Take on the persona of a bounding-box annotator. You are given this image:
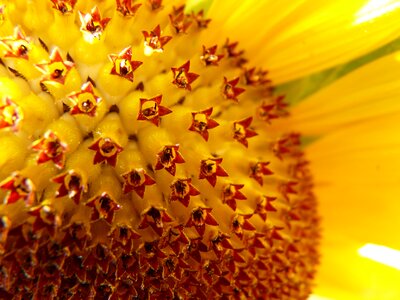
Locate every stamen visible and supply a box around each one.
[109,46,142,82]
[222,183,247,211]
[231,214,256,239]
[233,117,258,147]
[68,81,101,116]
[155,145,185,176]
[52,170,87,204]
[116,0,142,17]
[200,45,224,66]
[191,10,211,28]
[0,173,35,205]
[148,0,162,10]
[50,0,77,15]
[0,97,23,131]
[169,6,192,34]
[169,178,200,207]
[85,192,121,224]
[249,162,273,186]
[0,27,30,60]
[79,6,111,42]
[137,95,172,126]
[88,137,123,167]
[199,158,228,187]
[188,107,219,141]
[138,206,173,236]
[36,48,74,85]
[222,77,245,102]
[143,25,172,56]
[31,131,68,169]
[186,207,218,236]
[171,60,199,91]
[243,67,270,86]
[121,168,156,198]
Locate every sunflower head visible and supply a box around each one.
[0,1,319,299]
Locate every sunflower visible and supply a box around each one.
[0,0,399,299]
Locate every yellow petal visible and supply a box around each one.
[208,0,400,83]
[306,113,400,298]
[284,52,400,136]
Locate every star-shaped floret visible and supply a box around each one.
[116,0,142,17]
[155,145,185,176]
[171,61,199,91]
[200,45,224,66]
[109,46,142,82]
[52,170,87,204]
[79,6,111,41]
[142,25,172,55]
[148,0,162,10]
[233,117,258,147]
[137,95,172,126]
[36,48,74,85]
[121,168,156,198]
[188,107,219,141]
[0,97,23,131]
[255,196,277,221]
[243,67,270,86]
[31,131,68,169]
[223,39,244,58]
[231,214,256,239]
[85,192,121,224]
[222,77,245,102]
[169,178,200,207]
[192,10,211,28]
[249,162,273,186]
[0,27,30,60]
[222,183,247,211]
[88,137,123,167]
[185,207,218,236]
[199,157,228,187]
[68,81,102,117]
[29,204,61,236]
[138,206,173,236]
[169,6,192,34]
[0,173,35,205]
[50,0,77,14]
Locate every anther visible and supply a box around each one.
[188,107,219,141]
[222,77,245,102]
[0,97,23,131]
[88,137,123,167]
[143,25,172,56]
[116,0,142,17]
[79,6,111,41]
[171,61,199,91]
[36,48,74,85]
[109,46,142,82]
[85,192,121,224]
[155,145,185,176]
[31,131,68,169]
[121,168,156,198]
[233,117,257,147]
[199,157,228,187]
[200,45,224,66]
[249,162,273,186]
[52,170,87,204]
[137,95,172,126]
[0,27,30,60]
[169,178,200,207]
[222,183,247,211]
[68,81,102,117]
[50,0,77,14]
[0,173,36,205]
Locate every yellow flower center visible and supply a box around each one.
[0,1,319,299]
